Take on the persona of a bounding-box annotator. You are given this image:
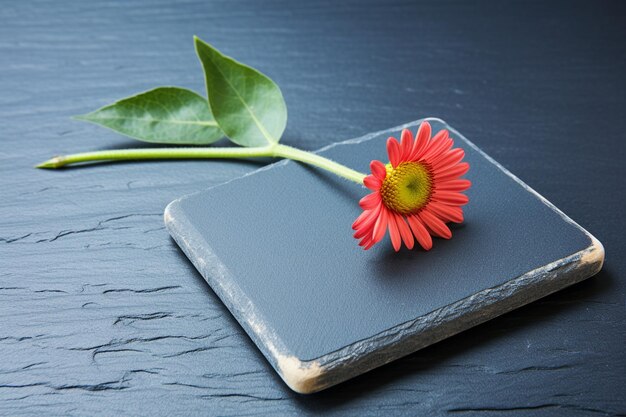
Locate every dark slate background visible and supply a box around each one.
[1,0,624,415]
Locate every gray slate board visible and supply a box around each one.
[165,118,604,393]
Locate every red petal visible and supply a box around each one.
[372,207,389,244]
[435,162,470,182]
[352,209,370,230]
[432,129,449,142]
[359,192,381,210]
[388,214,402,252]
[353,204,382,231]
[353,224,369,236]
[370,160,387,181]
[354,227,369,239]
[435,179,472,192]
[410,122,432,160]
[422,129,448,155]
[423,136,453,162]
[419,210,452,239]
[394,213,414,250]
[432,148,465,169]
[427,201,464,223]
[387,137,402,168]
[400,129,414,160]
[407,215,433,250]
[363,174,382,190]
[432,191,469,206]
[363,237,376,250]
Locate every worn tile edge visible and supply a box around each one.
[164,200,321,394]
[164,117,605,394]
[305,237,604,393]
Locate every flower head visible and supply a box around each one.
[352,121,471,251]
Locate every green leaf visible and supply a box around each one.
[194,36,287,147]
[75,87,224,145]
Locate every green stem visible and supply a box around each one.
[36,144,367,184]
[273,144,365,184]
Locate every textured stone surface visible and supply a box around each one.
[1,0,625,415]
[165,118,604,393]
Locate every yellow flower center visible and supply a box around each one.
[380,162,433,214]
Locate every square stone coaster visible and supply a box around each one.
[164,118,604,394]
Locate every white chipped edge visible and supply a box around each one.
[164,201,324,393]
[164,117,605,394]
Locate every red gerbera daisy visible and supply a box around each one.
[352,121,471,251]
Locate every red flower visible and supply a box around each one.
[352,121,471,251]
